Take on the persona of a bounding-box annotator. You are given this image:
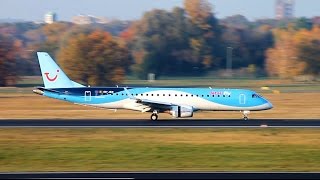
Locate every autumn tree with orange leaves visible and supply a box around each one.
[0,35,22,86]
[266,25,320,78]
[58,30,130,86]
[295,26,320,75]
[265,27,305,78]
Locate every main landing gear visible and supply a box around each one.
[241,110,250,120]
[150,110,159,121]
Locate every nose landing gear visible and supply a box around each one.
[241,110,250,120]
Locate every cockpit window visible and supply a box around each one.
[252,94,261,98]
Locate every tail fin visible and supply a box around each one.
[37,52,85,88]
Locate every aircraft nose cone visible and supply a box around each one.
[267,102,273,109]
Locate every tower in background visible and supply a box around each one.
[44,12,57,24]
[275,0,294,20]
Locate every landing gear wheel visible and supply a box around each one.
[151,114,158,121]
[241,110,250,121]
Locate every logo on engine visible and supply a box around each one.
[44,69,59,82]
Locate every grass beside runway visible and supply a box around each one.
[0,128,319,172]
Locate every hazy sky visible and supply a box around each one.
[0,0,319,21]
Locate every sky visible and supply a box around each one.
[0,0,319,22]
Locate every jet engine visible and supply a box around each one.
[170,105,193,118]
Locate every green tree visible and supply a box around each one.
[294,17,313,30]
[184,0,222,69]
[220,15,250,29]
[127,2,222,79]
[298,40,320,74]
[129,8,199,78]
[58,30,130,86]
[295,26,320,75]
[221,22,273,71]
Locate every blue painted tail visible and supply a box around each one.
[37,52,85,88]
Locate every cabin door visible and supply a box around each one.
[239,94,246,105]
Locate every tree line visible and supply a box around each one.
[0,0,319,86]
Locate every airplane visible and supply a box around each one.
[33,52,273,120]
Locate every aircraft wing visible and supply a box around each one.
[134,98,176,112]
[124,87,175,110]
[137,98,174,106]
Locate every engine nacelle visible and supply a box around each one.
[170,105,193,118]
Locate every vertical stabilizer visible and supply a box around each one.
[37,52,84,88]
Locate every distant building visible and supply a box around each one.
[72,14,109,25]
[44,12,57,24]
[312,16,320,26]
[275,0,294,20]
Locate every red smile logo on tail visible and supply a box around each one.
[44,70,59,82]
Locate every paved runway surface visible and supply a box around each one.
[0,119,320,127]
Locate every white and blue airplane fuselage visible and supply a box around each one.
[34,52,273,120]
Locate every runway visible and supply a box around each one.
[0,119,320,128]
